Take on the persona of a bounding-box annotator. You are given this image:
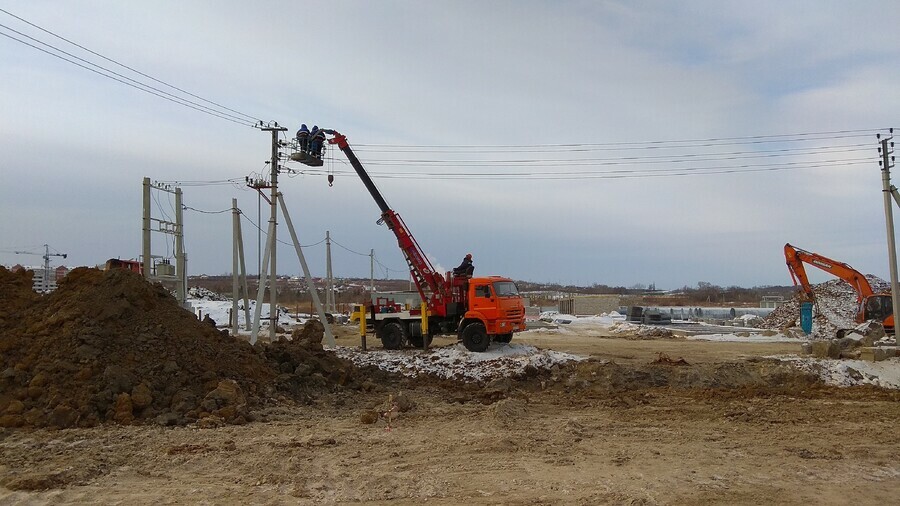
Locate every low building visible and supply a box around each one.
[760,295,785,309]
[558,294,623,316]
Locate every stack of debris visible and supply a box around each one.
[763,276,897,361]
[762,277,890,338]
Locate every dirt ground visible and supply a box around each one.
[2,324,898,505]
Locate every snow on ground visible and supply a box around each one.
[685,333,800,343]
[334,343,587,382]
[187,297,306,328]
[187,295,898,389]
[774,356,900,389]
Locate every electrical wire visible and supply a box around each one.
[0,22,257,127]
[182,205,232,215]
[287,157,872,180]
[330,238,369,257]
[0,8,264,124]
[351,128,886,151]
[343,144,873,166]
[239,212,326,248]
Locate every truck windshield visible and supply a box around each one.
[493,281,519,297]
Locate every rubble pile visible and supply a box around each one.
[762,276,890,338]
[0,267,359,429]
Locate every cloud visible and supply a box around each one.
[2,1,899,288]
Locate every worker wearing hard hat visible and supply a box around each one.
[453,253,474,277]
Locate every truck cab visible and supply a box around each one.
[458,276,526,351]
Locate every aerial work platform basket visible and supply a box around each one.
[290,150,324,166]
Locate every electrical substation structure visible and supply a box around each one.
[141,178,187,306]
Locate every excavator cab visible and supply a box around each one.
[863,295,893,323]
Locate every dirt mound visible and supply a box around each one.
[0,268,360,429]
[0,267,39,330]
[555,358,823,396]
[762,276,890,337]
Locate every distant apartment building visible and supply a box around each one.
[9,264,69,292]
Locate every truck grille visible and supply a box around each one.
[506,308,524,319]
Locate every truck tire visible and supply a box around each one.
[462,322,490,352]
[407,331,434,348]
[378,321,405,350]
[495,333,513,343]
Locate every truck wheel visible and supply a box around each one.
[462,323,490,352]
[407,334,433,349]
[379,322,405,350]
[495,333,513,343]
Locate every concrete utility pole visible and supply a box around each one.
[142,177,151,279]
[278,193,336,347]
[174,186,185,303]
[326,230,335,313]
[231,198,251,335]
[260,124,287,341]
[878,131,900,333]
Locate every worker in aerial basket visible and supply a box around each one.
[453,253,474,277]
[309,126,326,158]
[296,124,310,152]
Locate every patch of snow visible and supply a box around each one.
[186,298,306,329]
[685,333,802,343]
[774,356,900,389]
[333,343,586,382]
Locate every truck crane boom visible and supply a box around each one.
[300,127,525,352]
[323,129,453,316]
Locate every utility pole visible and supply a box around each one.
[260,123,287,341]
[174,186,185,303]
[326,230,335,313]
[370,248,375,292]
[142,177,152,279]
[878,129,900,334]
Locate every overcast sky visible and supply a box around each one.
[2,1,899,289]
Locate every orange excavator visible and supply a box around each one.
[784,243,894,333]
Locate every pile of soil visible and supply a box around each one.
[0,267,361,429]
[0,267,39,329]
[763,276,890,337]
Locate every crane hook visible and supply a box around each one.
[327,174,334,187]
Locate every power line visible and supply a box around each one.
[288,157,872,180]
[238,212,326,248]
[0,8,263,124]
[0,15,258,127]
[182,205,232,215]
[351,128,886,151]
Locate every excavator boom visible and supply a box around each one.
[784,243,874,303]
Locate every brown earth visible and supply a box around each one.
[0,267,360,429]
[1,269,899,504]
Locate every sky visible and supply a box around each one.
[1,1,900,289]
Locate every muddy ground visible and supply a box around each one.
[2,322,899,505]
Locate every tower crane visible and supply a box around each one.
[14,244,68,292]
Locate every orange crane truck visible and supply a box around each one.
[784,243,894,334]
[320,129,526,352]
